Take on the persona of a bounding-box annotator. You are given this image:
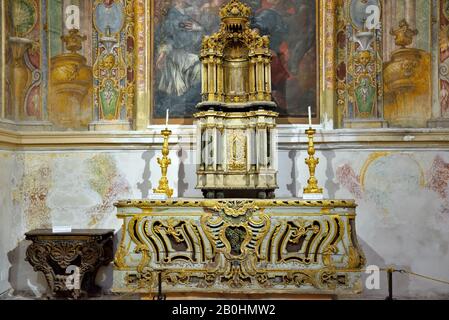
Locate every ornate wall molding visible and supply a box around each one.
[2,126,449,150]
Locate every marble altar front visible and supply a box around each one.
[112,199,365,296]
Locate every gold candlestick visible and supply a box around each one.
[303,128,323,195]
[153,129,174,198]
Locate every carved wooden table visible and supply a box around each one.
[25,229,114,299]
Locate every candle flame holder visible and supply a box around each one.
[153,129,174,198]
[303,128,323,196]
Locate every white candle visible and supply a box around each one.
[308,106,312,127]
[165,109,169,128]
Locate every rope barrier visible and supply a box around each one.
[346,267,449,285]
[397,269,449,286]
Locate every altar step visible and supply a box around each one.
[140,293,335,300]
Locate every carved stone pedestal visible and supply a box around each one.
[25,229,114,299]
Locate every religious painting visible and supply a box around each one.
[151,0,318,124]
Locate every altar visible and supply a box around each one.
[112,199,365,296]
[108,0,366,298]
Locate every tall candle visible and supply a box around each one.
[165,109,169,128]
[308,106,312,127]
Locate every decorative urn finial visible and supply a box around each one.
[390,19,418,49]
[61,28,87,54]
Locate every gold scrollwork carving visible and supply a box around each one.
[210,200,259,217]
[115,199,357,209]
[114,199,364,294]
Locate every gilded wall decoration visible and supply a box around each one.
[92,0,135,129]
[340,0,386,128]
[440,0,449,117]
[335,2,347,127]
[323,0,337,91]
[152,0,318,124]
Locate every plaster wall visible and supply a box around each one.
[1,141,449,299]
[0,151,23,294]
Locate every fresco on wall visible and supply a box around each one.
[9,0,37,36]
[383,0,432,128]
[152,0,317,121]
[92,0,135,127]
[86,154,131,226]
[336,152,446,221]
[440,0,449,117]
[13,155,52,230]
[5,0,43,121]
[47,0,93,130]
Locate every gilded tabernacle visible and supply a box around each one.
[195,0,278,199]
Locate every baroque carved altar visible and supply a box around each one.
[112,199,365,296]
[112,0,365,298]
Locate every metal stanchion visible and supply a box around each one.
[153,271,166,300]
[385,268,394,300]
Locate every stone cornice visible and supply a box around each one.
[1,126,449,150]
